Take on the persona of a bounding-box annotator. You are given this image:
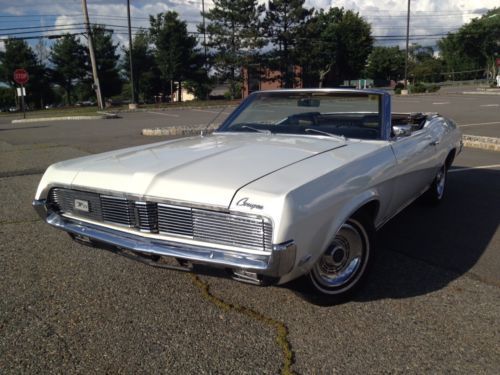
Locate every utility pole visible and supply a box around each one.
[201,0,209,100]
[127,0,137,108]
[201,0,207,61]
[404,0,411,92]
[81,0,104,109]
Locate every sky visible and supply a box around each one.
[0,0,498,53]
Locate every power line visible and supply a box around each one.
[0,9,488,19]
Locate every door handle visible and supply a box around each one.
[429,139,440,146]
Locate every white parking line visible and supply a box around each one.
[147,111,180,118]
[432,102,450,105]
[393,99,421,103]
[192,109,232,115]
[480,104,500,107]
[449,164,500,173]
[458,121,500,128]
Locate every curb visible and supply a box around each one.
[142,123,221,137]
[143,126,500,153]
[116,103,239,114]
[462,134,500,152]
[462,91,500,96]
[11,113,119,124]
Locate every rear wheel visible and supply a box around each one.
[425,164,447,205]
[296,213,374,305]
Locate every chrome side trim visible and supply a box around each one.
[33,200,296,278]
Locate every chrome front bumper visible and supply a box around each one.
[33,199,296,278]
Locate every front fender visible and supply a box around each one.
[277,189,379,284]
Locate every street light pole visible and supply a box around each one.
[127,0,137,107]
[81,0,104,110]
[404,0,411,91]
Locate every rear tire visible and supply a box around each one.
[295,212,375,305]
[425,164,447,205]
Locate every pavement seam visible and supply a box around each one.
[0,144,70,153]
[0,219,40,226]
[0,170,45,178]
[190,274,295,375]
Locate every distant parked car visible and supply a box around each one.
[33,89,462,304]
[8,107,18,112]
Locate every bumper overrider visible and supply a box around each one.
[33,199,297,281]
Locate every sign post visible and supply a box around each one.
[13,69,29,119]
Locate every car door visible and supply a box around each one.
[388,126,438,213]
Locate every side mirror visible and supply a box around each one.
[393,125,412,137]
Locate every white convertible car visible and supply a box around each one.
[33,89,462,303]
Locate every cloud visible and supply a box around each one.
[302,0,497,47]
[2,0,498,50]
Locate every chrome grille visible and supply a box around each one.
[49,188,102,221]
[158,204,193,237]
[100,195,133,227]
[192,209,270,251]
[48,188,273,252]
[135,202,158,232]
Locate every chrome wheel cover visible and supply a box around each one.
[311,219,369,294]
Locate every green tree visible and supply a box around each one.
[366,46,405,83]
[438,8,500,81]
[88,25,122,99]
[201,0,265,98]
[0,87,16,109]
[406,45,443,83]
[49,34,87,105]
[0,38,49,109]
[300,8,373,87]
[264,0,313,88]
[150,11,199,101]
[121,29,163,102]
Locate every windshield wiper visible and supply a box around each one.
[304,128,346,141]
[240,125,272,135]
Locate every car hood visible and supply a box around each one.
[50,133,347,207]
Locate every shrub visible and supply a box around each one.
[426,84,441,93]
[410,83,427,93]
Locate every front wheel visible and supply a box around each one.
[296,213,374,305]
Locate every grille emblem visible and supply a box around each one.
[74,199,90,212]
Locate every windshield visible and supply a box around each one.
[218,91,382,140]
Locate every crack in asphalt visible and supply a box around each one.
[21,305,77,371]
[190,274,295,375]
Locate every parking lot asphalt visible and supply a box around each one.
[392,94,500,138]
[1,93,499,373]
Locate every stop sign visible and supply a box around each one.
[13,69,29,85]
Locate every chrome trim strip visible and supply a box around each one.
[33,200,296,278]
